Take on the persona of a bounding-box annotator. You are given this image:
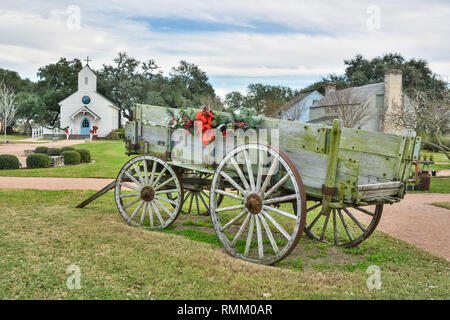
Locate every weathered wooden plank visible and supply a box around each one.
[340,127,403,158]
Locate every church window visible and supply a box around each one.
[82,118,90,128]
[85,77,88,85]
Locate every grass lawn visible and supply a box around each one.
[420,151,450,163]
[0,140,130,178]
[0,188,448,299]
[1,134,31,140]
[408,177,450,194]
[431,202,450,210]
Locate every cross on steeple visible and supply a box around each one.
[84,56,92,66]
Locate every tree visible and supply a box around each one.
[16,92,45,134]
[224,91,246,110]
[0,83,20,142]
[37,58,82,126]
[323,89,373,128]
[98,52,157,123]
[303,53,447,97]
[387,88,450,159]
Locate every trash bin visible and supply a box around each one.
[419,170,431,191]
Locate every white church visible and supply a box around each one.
[59,59,119,137]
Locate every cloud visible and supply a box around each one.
[0,0,448,94]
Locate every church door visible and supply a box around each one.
[80,117,91,135]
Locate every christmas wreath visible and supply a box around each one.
[167,106,264,145]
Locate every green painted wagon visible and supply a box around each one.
[90,104,421,265]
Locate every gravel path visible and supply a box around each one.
[436,169,450,177]
[0,139,86,168]
[0,176,114,190]
[356,193,450,261]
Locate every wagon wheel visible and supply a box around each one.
[115,155,184,230]
[298,201,383,247]
[167,171,224,216]
[210,144,307,265]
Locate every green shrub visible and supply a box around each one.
[26,153,51,168]
[47,148,61,156]
[0,154,20,170]
[34,146,49,154]
[60,146,75,153]
[105,128,125,140]
[75,149,91,163]
[61,150,81,165]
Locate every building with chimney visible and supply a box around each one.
[308,70,408,134]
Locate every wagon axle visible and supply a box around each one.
[140,186,155,202]
[245,194,263,215]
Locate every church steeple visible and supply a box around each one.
[78,59,97,92]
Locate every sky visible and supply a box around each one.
[0,0,449,98]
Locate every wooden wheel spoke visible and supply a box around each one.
[152,202,165,225]
[119,192,141,198]
[263,193,296,205]
[154,176,175,191]
[152,167,167,187]
[155,189,179,194]
[155,195,178,206]
[124,172,142,189]
[143,159,149,185]
[215,189,245,201]
[230,157,251,191]
[343,207,366,232]
[148,202,154,227]
[220,209,248,231]
[255,215,264,259]
[195,193,201,215]
[149,160,157,186]
[354,206,375,217]
[187,191,194,214]
[261,210,292,241]
[243,150,256,190]
[231,213,251,247]
[259,214,279,254]
[255,149,264,191]
[123,197,141,210]
[140,202,148,225]
[130,200,144,220]
[263,205,297,220]
[320,211,331,240]
[244,216,255,256]
[133,163,145,185]
[259,157,279,194]
[338,209,354,242]
[263,174,290,199]
[198,192,209,212]
[154,199,174,217]
[120,182,141,192]
[332,209,338,245]
[215,204,245,213]
[219,171,247,196]
[305,211,323,232]
[307,202,322,212]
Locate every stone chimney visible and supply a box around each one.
[382,69,403,133]
[324,82,336,95]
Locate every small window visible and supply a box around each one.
[85,77,88,85]
[82,118,90,128]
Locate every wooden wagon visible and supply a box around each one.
[81,104,421,265]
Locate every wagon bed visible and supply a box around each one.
[82,103,420,265]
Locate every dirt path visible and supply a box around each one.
[437,169,450,177]
[356,193,450,261]
[0,176,114,190]
[0,139,86,168]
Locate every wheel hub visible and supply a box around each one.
[245,194,263,215]
[141,186,155,202]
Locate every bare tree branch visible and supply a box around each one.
[0,82,20,142]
